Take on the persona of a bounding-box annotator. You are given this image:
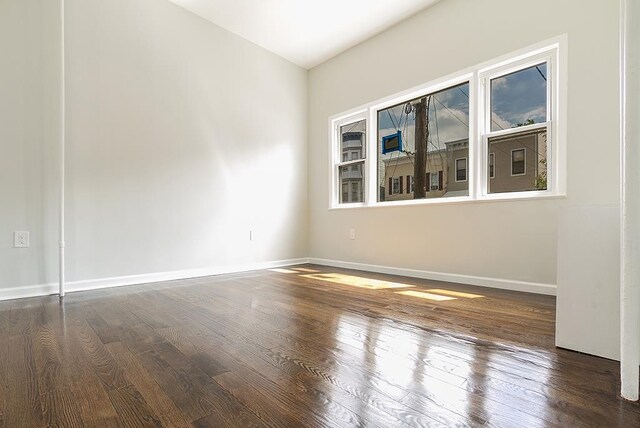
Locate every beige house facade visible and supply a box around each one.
[380,130,547,201]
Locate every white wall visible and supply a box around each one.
[308,0,620,358]
[0,0,60,293]
[0,0,308,295]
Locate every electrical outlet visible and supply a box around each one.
[349,228,356,240]
[14,231,29,248]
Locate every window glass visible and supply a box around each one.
[488,129,547,193]
[340,120,366,160]
[490,63,547,131]
[339,163,364,203]
[377,82,470,202]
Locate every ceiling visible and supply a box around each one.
[167,0,441,69]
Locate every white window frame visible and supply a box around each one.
[328,36,566,209]
[330,110,368,207]
[510,148,526,176]
[479,46,559,199]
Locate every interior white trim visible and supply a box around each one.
[0,258,308,302]
[309,258,557,296]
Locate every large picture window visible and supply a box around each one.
[376,82,470,202]
[330,40,563,208]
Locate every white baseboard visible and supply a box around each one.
[0,283,59,302]
[0,256,556,302]
[0,258,309,302]
[308,258,557,296]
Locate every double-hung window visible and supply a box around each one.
[330,39,563,208]
[480,50,554,195]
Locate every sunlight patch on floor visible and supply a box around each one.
[301,273,414,290]
[425,289,484,299]
[270,268,298,274]
[395,290,457,301]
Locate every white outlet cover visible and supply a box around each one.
[349,229,356,240]
[14,231,29,248]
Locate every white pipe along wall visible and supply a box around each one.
[59,0,66,298]
[620,0,640,402]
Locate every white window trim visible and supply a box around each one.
[329,110,368,208]
[329,35,566,209]
[510,148,527,176]
[455,157,468,182]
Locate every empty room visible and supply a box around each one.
[1,0,639,426]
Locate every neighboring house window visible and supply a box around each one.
[489,153,495,178]
[455,158,467,182]
[511,149,526,175]
[330,40,562,208]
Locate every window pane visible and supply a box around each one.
[340,120,366,161]
[377,82,470,202]
[488,128,547,194]
[339,162,364,203]
[490,63,547,131]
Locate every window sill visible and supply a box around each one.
[329,192,566,210]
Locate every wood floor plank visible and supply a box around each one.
[41,387,84,428]
[106,385,163,427]
[105,342,193,426]
[5,335,44,427]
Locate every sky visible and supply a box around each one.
[377,82,470,155]
[491,63,547,130]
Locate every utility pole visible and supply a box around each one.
[413,96,430,199]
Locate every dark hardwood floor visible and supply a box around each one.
[0,264,638,427]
